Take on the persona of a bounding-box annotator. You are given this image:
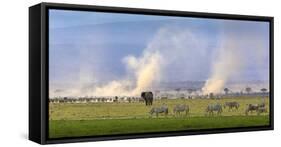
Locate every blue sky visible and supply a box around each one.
[49,9,269,94]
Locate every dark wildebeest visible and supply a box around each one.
[141,91,153,106]
[113,96,118,102]
[258,102,265,108]
[224,102,240,111]
[245,104,259,115]
[257,106,267,115]
[206,104,223,116]
[173,104,189,116]
[245,103,266,115]
[149,105,168,117]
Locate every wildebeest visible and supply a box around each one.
[245,103,267,115]
[258,102,265,108]
[224,102,239,111]
[257,106,267,115]
[113,96,118,102]
[245,104,261,115]
[206,104,223,116]
[149,106,168,117]
[141,91,153,106]
[173,104,189,116]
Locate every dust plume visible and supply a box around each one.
[92,50,163,96]
[202,39,242,94]
[202,21,269,94]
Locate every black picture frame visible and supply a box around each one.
[29,2,274,144]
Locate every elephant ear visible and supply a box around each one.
[141,92,145,97]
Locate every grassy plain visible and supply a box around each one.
[49,97,270,138]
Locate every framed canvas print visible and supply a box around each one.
[29,2,274,144]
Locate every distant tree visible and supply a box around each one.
[175,88,181,97]
[260,88,267,93]
[224,88,229,95]
[209,92,214,99]
[187,88,193,95]
[240,90,244,95]
[245,87,252,94]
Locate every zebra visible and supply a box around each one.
[205,103,223,116]
[149,105,168,117]
[173,104,189,116]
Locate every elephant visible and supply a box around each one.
[141,91,153,106]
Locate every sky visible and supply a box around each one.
[48,9,270,97]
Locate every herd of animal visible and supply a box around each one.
[149,101,267,117]
[140,91,268,117]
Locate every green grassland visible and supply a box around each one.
[49,97,270,138]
